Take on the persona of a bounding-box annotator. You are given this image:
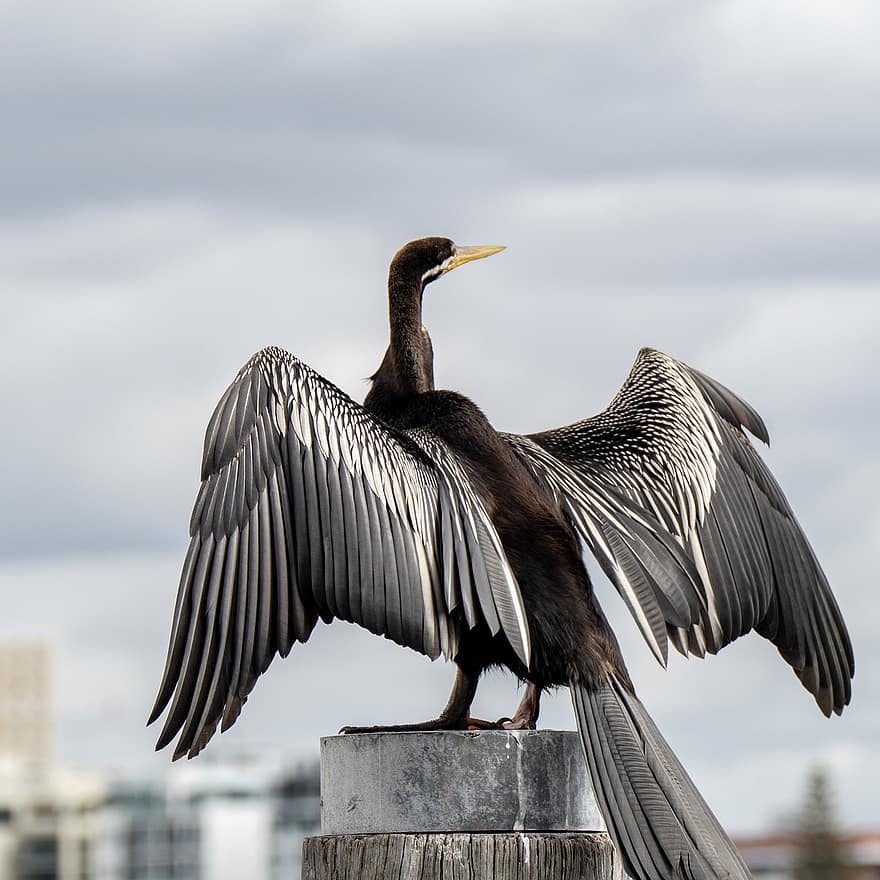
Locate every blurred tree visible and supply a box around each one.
[792,766,850,880]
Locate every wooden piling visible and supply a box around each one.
[301,730,618,880]
[302,831,614,879]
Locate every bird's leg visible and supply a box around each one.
[340,665,481,734]
[466,682,542,730]
[502,682,541,730]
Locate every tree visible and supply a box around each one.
[792,766,850,880]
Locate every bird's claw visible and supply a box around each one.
[465,716,538,730]
[464,716,511,730]
[500,716,535,730]
[338,712,536,735]
[338,717,464,734]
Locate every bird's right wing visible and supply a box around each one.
[504,348,853,716]
[149,346,530,760]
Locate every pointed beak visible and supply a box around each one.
[444,244,506,274]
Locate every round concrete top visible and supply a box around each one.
[320,729,604,835]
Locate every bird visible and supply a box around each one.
[150,236,854,880]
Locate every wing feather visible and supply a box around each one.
[336,458,361,623]
[197,529,239,745]
[255,495,274,675]
[220,520,250,733]
[155,533,217,751]
[269,468,293,653]
[149,534,201,724]
[360,471,386,635]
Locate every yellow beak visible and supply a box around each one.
[444,244,506,274]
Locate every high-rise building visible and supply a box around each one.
[0,642,52,766]
[0,640,105,880]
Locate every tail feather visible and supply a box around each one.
[572,676,751,880]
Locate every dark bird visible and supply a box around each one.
[150,237,853,880]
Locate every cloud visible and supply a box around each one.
[4,1,880,221]
[506,177,880,283]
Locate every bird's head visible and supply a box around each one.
[389,237,506,292]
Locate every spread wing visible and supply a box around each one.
[149,346,530,759]
[504,347,853,716]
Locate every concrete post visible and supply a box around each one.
[301,730,617,880]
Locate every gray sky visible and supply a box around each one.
[1,0,878,835]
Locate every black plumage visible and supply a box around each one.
[150,236,854,880]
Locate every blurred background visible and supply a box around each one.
[1,0,878,877]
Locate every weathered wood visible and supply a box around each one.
[302,831,615,880]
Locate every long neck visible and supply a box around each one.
[390,274,433,393]
[385,272,435,386]
[364,271,434,417]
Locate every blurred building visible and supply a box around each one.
[90,754,319,880]
[0,642,52,766]
[0,758,106,880]
[0,641,321,880]
[736,831,880,880]
[90,783,200,880]
[1,754,320,880]
[269,762,321,880]
[0,640,108,880]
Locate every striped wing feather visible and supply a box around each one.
[505,348,853,716]
[150,346,530,759]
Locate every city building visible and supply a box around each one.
[90,782,200,880]
[736,831,880,880]
[90,755,319,880]
[0,761,106,880]
[0,642,52,767]
[0,640,106,880]
[0,640,321,880]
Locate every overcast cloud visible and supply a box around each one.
[1,0,878,836]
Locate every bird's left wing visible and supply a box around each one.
[503,348,853,716]
[150,346,529,759]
